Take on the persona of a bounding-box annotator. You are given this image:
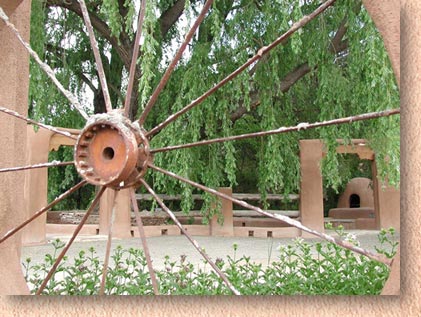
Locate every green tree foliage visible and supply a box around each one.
[28,0,399,211]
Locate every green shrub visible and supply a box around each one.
[23,227,398,295]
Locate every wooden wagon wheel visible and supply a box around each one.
[0,0,399,295]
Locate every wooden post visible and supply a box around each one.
[299,140,325,237]
[372,159,400,231]
[99,188,132,238]
[22,127,53,245]
[99,188,115,235]
[210,187,234,237]
[113,189,132,238]
[371,160,381,230]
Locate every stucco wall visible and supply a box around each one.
[0,0,31,295]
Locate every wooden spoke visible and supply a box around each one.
[0,6,89,120]
[137,0,214,126]
[36,186,106,295]
[129,188,159,295]
[140,179,241,295]
[79,0,113,113]
[0,161,74,173]
[99,190,118,295]
[0,105,78,140]
[0,180,87,244]
[123,0,147,118]
[148,163,392,266]
[151,108,400,153]
[146,0,337,137]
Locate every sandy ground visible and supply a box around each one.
[21,230,399,271]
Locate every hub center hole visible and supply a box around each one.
[102,147,115,160]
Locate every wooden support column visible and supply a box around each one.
[371,160,381,230]
[379,186,400,232]
[372,159,400,231]
[0,0,31,295]
[299,140,324,237]
[211,187,234,237]
[99,188,114,235]
[113,189,132,238]
[23,127,53,245]
[99,188,132,238]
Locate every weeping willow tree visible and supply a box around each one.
[28,0,399,212]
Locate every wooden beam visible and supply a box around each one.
[49,128,80,151]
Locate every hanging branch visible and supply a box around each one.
[137,0,215,125]
[146,0,338,137]
[0,6,89,120]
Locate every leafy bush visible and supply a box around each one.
[23,227,398,295]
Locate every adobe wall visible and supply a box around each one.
[23,127,53,245]
[0,0,31,295]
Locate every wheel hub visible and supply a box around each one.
[74,111,151,188]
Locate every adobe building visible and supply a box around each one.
[299,139,400,237]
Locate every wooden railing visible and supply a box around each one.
[46,190,301,239]
[135,192,300,218]
[135,193,299,201]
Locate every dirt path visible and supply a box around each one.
[21,230,399,271]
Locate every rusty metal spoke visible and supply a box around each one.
[99,190,118,295]
[140,178,240,295]
[78,0,113,113]
[137,0,214,126]
[0,105,78,140]
[146,0,337,137]
[148,163,392,266]
[129,188,159,295]
[0,161,74,173]
[0,7,89,120]
[0,180,87,244]
[36,186,106,295]
[123,0,147,118]
[151,108,400,154]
